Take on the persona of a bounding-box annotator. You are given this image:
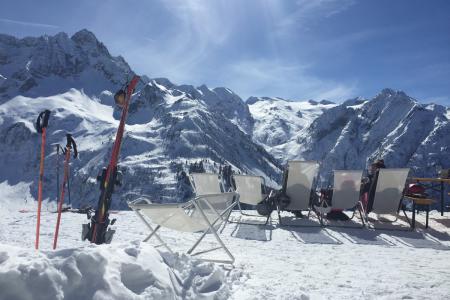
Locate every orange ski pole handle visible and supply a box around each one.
[35,110,51,250]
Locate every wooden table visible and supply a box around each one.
[410,178,450,216]
[404,196,435,228]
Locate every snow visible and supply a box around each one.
[25,60,31,71]
[249,97,336,161]
[1,206,450,299]
[0,242,235,299]
[0,181,35,214]
[346,102,367,110]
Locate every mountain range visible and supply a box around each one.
[0,29,448,208]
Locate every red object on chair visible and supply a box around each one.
[406,184,426,196]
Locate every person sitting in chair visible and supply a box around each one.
[361,159,386,213]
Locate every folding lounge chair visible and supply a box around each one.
[232,174,271,224]
[190,173,223,195]
[315,170,365,227]
[129,192,238,264]
[366,168,411,229]
[277,161,320,226]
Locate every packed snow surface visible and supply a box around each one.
[1,201,450,299]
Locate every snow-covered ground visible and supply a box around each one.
[1,203,450,299]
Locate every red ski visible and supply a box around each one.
[35,110,51,250]
[53,134,77,249]
[83,75,140,244]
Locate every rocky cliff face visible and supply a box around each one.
[0,29,132,102]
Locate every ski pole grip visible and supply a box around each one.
[36,110,51,133]
[66,134,78,158]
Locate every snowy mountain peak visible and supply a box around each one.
[153,77,175,89]
[71,29,111,56]
[246,96,290,105]
[319,99,335,105]
[342,97,367,108]
[71,29,98,44]
[377,88,410,100]
[0,30,133,102]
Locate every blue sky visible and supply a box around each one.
[1,0,449,104]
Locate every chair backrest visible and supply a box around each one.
[332,170,363,209]
[232,175,264,205]
[190,173,222,195]
[285,161,319,210]
[371,168,410,214]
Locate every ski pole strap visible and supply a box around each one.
[36,110,51,133]
[65,134,78,158]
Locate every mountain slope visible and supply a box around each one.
[0,30,281,209]
[248,89,449,182]
[0,29,448,208]
[248,96,337,161]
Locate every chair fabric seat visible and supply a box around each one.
[137,203,208,232]
[284,161,319,211]
[331,170,363,210]
[190,173,222,195]
[371,168,410,215]
[233,175,265,206]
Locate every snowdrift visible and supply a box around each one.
[0,242,235,300]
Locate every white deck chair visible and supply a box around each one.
[190,173,223,195]
[232,175,270,224]
[278,161,320,226]
[129,192,237,264]
[367,168,411,229]
[315,170,365,227]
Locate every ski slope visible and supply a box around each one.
[1,199,450,299]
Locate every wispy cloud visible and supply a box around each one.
[423,96,450,106]
[273,0,356,35]
[125,0,359,101]
[125,0,238,82]
[0,17,58,29]
[223,58,357,101]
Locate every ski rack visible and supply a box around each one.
[82,75,140,244]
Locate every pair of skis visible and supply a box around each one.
[35,112,78,250]
[83,75,140,245]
